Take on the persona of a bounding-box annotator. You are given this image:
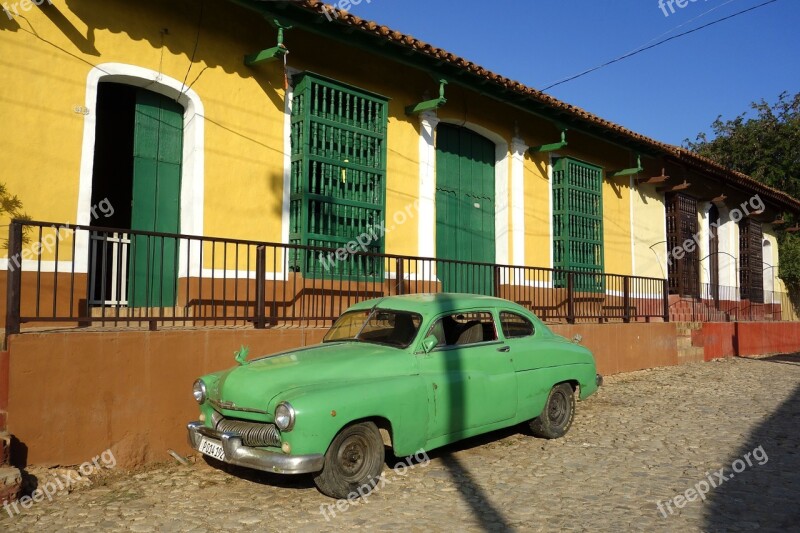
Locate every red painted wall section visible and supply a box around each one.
[737,322,800,356]
[702,323,737,361]
[702,322,800,360]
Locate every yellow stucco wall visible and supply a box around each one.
[1,0,292,266]
[632,181,669,280]
[523,152,552,269]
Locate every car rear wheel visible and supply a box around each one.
[529,383,575,439]
[313,421,385,499]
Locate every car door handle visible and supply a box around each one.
[497,346,510,352]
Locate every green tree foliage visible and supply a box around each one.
[685,92,800,289]
[685,91,800,199]
[0,182,30,247]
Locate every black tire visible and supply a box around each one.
[529,383,576,439]
[313,422,385,499]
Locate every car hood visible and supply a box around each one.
[208,342,412,415]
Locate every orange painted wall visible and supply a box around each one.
[6,328,325,468]
[7,321,798,468]
[551,323,678,376]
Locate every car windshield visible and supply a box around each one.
[324,309,422,348]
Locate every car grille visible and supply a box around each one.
[215,418,281,448]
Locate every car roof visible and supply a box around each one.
[346,293,531,315]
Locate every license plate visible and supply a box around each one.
[198,437,225,461]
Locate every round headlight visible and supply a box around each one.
[192,379,207,404]
[274,402,296,432]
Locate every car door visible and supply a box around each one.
[498,309,565,420]
[417,310,517,440]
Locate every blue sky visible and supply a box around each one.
[342,0,799,146]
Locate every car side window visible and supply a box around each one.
[428,311,498,347]
[500,311,535,339]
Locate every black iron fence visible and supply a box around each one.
[8,219,787,334]
[669,282,792,322]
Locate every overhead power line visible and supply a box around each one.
[542,0,781,91]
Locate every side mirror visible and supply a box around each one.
[422,335,439,353]
[572,334,583,344]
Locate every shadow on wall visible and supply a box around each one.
[11,0,287,110]
[704,354,800,531]
[38,0,98,54]
[0,7,21,31]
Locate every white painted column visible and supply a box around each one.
[494,142,510,267]
[698,203,711,289]
[716,205,739,297]
[629,177,636,277]
[417,111,439,259]
[510,137,527,266]
[281,71,296,248]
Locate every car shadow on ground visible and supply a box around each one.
[704,354,800,531]
[200,423,526,495]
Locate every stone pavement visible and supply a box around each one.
[2,355,799,532]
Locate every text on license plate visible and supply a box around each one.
[198,437,225,461]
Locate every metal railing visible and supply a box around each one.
[670,282,792,322]
[4,220,673,334]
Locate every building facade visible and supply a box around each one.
[0,0,797,328]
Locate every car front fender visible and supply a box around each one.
[271,375,429,457]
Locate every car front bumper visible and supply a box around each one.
[187,421,325,475]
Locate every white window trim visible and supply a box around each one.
[417,111,440,259]
[511,138,527,266]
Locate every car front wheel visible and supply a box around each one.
[313,421,385,499]
[529,383,575,439]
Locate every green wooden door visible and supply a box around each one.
[129,90,183,307]
[435,124,495,295]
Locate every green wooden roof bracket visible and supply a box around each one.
[609,155,643,177]
[245,19,292,66]
[405,79,448,115]
[529,128,568,154]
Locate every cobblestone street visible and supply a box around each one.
[3,355,799,532]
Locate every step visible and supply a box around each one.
[0,431,9,466]
[0,465,21,505]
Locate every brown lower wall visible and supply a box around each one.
[4,321,796,468]
[551,323,678,376]
[6,328,325,468]
[5,322,678,468]
[0,350,8,431]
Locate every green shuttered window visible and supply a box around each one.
[552,157,604,291]
[289,73,388,279]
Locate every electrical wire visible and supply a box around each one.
[178,0,205,101]
[625,0,739,56]
[542,0,781,91]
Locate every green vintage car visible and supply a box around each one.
[187,293,601,498]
